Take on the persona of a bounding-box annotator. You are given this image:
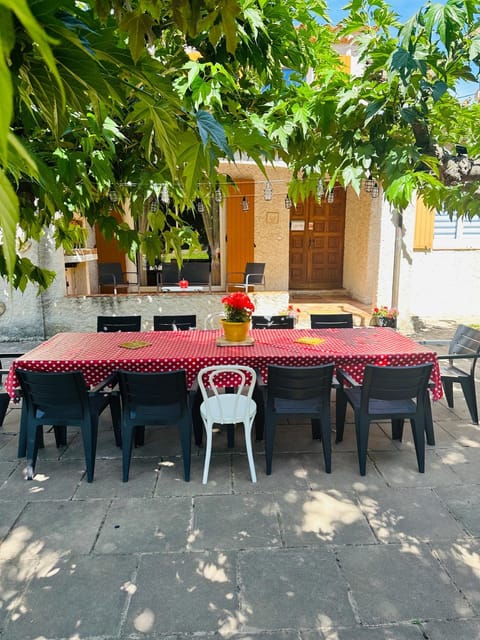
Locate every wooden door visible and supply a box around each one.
[289,189,346,289]
[226,180,255,283]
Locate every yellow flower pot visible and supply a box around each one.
[220,319,250,342]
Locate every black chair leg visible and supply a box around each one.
[356,418,370,476]
[391,419,404,441]
[424,394,435,445]
[311,418,322,440]
[264,414,276,475]
[460,378,479,424]
[53,426,67,447]
[122,427,134,482]
[191,388,203,446]
[442,379,454,408]
[253,384,264,441]
[335,389,348,443]
[179,418,192,482]
[320,411,332,473]
[0,393,9,426]
[410,418,425,473]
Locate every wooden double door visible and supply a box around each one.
[289,190,346,290]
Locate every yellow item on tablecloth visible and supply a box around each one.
[119,341,151,349]
[295,337,325,345]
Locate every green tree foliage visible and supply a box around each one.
[0,0,478,289]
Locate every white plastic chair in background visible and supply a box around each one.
[197,365,257,483]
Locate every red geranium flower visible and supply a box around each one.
[221,292,255,322]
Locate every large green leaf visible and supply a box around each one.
[0,169,19,277]
[196,110,233,159]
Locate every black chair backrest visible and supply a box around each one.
[310,313,353,329]
[360,364,433,413]
[267,363,334,404]
[252,315,294,329]
[97,316,141,332]
[244,262,265,285]
[17,369,90,422]
[98,263,126,285]
[448,324,480,374]
[181,262,211,286]
[160,262,181,285]
[153,315,196,331]
[118,370,188,416]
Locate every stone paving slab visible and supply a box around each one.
[336,543,475,625]
[302,625,426,639]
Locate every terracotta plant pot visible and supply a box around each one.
[220,319,250,342]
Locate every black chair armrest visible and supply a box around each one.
[418,339,450,346]
[336,368,359,389]
[90,372,118,394]
[436,353,477,360]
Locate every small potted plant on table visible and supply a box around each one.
[221,292,255,342]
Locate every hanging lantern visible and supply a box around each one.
[371,182,379,198]
[196,199,206,213]
[284,195,292,209]
[316,179,324,201]
[214,186,223,203]
[264,181,273,201]
[109,190,118,203]
[241,196,249,212]
[364,177,375,193]
[326,190,335,203]
[160,183,169,204]
[149,196,159,212]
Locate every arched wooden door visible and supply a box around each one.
[289,189,346,289]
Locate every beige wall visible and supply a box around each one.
[219,162,291,291]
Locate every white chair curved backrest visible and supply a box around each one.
[203,312,226,330]
[197,365,257,484]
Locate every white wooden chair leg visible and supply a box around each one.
[202,422,213,484]
[244,419,257,483]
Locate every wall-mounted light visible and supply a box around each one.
[241,196,249,212]
[284,195,292,209]
[264,182,273,201]
[371,182,379,198]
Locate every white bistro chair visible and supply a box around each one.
[203,312,225,330]
[197,365,257,484]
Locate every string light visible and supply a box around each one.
[149,196,158,212]
[364,177,375,193]
[263,181,273,201]
[371,182,379,198]
[284,195,292,209]
[160,183,169,204]
[241,196,249,211]
[196,199,205,213]
[214,185,223,203]
[109,190,118,203]
[316,179,324,201]
[326,190,334,203]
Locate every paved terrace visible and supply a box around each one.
[1,370,480,639]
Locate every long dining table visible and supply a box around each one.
[4,327,443,400]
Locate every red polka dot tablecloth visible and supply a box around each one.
[4,327,443,400]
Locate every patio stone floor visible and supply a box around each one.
[1,380,480,639]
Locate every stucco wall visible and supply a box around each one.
[219,162,291,291]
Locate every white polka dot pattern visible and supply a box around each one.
[5,328,443,400]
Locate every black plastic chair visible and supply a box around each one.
[153,315,196,331]
[98,262,139,295]
[16,369,121,482]
[310,313,353,329]
[252,315,294,329]
[117,370,192,482]
[264,363,334,475]
[420,324,480,424]
[97,316,142,332]
[335,363,433,476]
[0,353,24,426]
[226,262,266,292]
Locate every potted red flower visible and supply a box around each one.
[221,292,255,341]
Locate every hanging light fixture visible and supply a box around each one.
[214,185,223,203]
[264,181,273,201]
[371,182,380,198]
[326,189,335,203]
[364,176,375,193]
[149,196,159,212]
[109,189,118,203]
[316,179,324,201]
[196,199,205,213]
[160,183,169,204]
[241,196,249,212]
[284,195,292,209]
